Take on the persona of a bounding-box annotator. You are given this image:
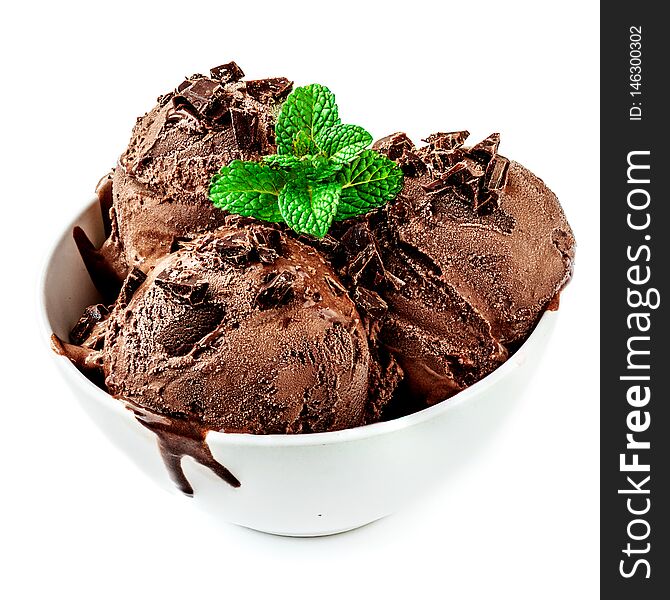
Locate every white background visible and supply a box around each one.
[1,1,599,598]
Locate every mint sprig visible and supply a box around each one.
[209,83,403,238]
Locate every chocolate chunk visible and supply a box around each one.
[70,304,109,345]
[423,131,470,151]
[251,227,282,264]
[339,222,375,255]
[165,105,202,129]
[245,78,293,102]
[468,133,500,164]
[230,108,258,151]
[473,191,500,214]
[423,158,485,204]
[324,275,347,297]
[118,267,147,306]
[299,233,339,253]
[384,269,406,291]
[372,132,415,161]
[352,287,388,320]
[210,61,245,83]
[202,230,255,265]
[207,95,232,124]
[255,271,296,309]
[338,225,384,288]
[347,246,385,287]
[252,227,282,251]
[173,79,221,116]
[399,149,428,176]
[255,247,277,264]
[158,303,225,357]
[176,79,192,93]
[155,268,209,305]
[484,155,510,191]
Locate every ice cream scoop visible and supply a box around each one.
[95,220,381,435]
[76,63,293,295]
[322,131,575,409]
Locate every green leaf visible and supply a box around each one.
[209,160,286,222]
[293,130,313,157]
[302,155,344,182]
[335,150,404,220]
[262,155,302,168]
[278,179,341,238]
[315,124,373,164]
[275,84,340,155]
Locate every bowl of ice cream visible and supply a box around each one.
[41,63,574,536]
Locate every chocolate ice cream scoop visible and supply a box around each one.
[325,132,575,408]
[101,221,376,435]
[85,63,292,285]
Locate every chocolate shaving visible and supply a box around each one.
[423,131,470,151]
[155,268,209,305]
[324,275,347,297]
[255,271,295,310]
[245,78,293,102]
[352,287,388,320]
[210,62,245,83]
[468,133,500,164]
[418,132,508,214]
[118,267,147,306]
[373,132,414,161]
[70,304,109,345]
[338,224,386,288]
[399,149,427,177]
[384,269,406,291]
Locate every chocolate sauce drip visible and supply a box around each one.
[51,333,106,388]
[96,174,114,238]
[73,226,124,302]
[131,407,240,496]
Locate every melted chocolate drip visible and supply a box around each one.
[53,331,239,495]
[73,226,124,302]
[130,406,240,496]
[97,174,114,238]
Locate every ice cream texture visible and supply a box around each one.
[56,64,574,445]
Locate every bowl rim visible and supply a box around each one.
[39,197,559,448]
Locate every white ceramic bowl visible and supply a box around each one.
[40,199,558,537]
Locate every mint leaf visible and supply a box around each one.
[278,179,341,238]
[335,150,404,220]
[275,84,339,155]
[210,83,405,238]
[315,124,373,164]
[293,130,313,157]
[210,160,286,222]
[262,155,302,168]
[302,155,344,181]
